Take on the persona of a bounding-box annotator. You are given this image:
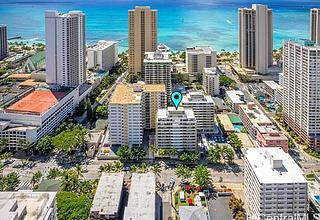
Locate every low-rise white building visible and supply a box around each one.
[203,67,220,96]
[181,91,215,133]
[156,107,197,151]
[0,190,57,220]
[87,40,118,72]
[90,172,124,220]
[225,90,245,113]
[244,148,308,219]
[123,173,156,220]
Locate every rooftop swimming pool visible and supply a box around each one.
[314,195,320,204]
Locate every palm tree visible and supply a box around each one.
[223,147,235,163]
[74,164,84,178]
[193,165,211,188]
[139,162,148,173]
[175,164,192,183]
[113,161,123,173]
[0,138,9,148]
[207,146,222,163]
[151,164,162,176]
[130,165,138,173]
[61,170,79,192]
[31,171,42,190]
[47,167,61,179]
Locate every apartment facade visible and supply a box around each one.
[144,50,172,98]
[225,90,245,113]
[311,8,320,45]
[244,148,308,219]
[238,102,273,138]
[45,10,86,87]
[202,67,220,96]
[109,83,166,147]
[87,40,118,72]
[186,46,216,75]
[256,125,289,152]
[181,91,215,133]
[156,107,197,151]
[239,4,273,74]
[283,40,320,150]
[0,25,8,60]
[128,6,157,74]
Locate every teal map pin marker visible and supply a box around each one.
[171,91,182,110]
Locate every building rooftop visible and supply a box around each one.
[179,206,207,220]
[217,114,235,132]
[90,173,124,216]
[7,74,31,80]
[157,43,170,52]
[263,80,279,90]
[245,147,307,184]
[144,50,172,62]
[6,90,66,115]
[203,67,218,75]
[123,173,155,220]
[256,125,288,141]
[157,106,195,120]
[109,82,165,105]
[236,133,255,148]
[88,40,117,51]
[239,103,272,126]
[0,191,56,220]
[186,46,214,54]
[226,90,245,104]
[182,91,214,104]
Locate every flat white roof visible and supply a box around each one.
[88,40,117,51]
[186,46,214,54]
[182,91,214,104]
[0,191,56,220]
[123,173,156,220]
[263,80,279,90]
[226,90,245,104]
[157,107,195,119]
[203,67,218,75]
[245,147,307,184]
[144,50,172,62]
[90,172,124,215]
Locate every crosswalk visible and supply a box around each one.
[18,180,32,190]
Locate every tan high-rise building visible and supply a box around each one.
[239,4,273,74]
[109,82,166,147]
[128,6,158,74]
[310,8,320,45]
[186,46,216,75]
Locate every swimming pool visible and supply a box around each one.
[233,124,244,133]
[314,195,320,204]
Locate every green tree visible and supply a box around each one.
[31,171,42,190]
[52,125,87,155]
[86,100,94,123]
[224,146,235,163]
[175,164,192,183]
[130,147,146,160]
[116,146,131,161]
[99,163,113,173]
[0,172,20,191]
[61,170,80,192]
[193,165,211,188]
[151,164,162,176]
[219,75,236,87]
[36,136,53,154]
[95,105,108,119]
[113,161,123,173]
[47,167,62,179]
[179,151,200,163]
[228,133,242,149]
[57,191,92,220]
[208,147,222,163]
[0,138,9,148]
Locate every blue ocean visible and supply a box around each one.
[1,0,320,51]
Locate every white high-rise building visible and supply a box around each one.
[87,40,118,72]
[239,4,273,74]
[109,83,166,147]
[244,148,308,219]
[283,40,320,151]
[202,67,220,96]
[186,46,217,75]
[45,10,86,87]
[156,107,197,151]
[144,50,172,98]
[310,8,320,45]
[181,91,215,133]
[0,25,8,60]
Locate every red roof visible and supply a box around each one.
[6,90,66,115]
